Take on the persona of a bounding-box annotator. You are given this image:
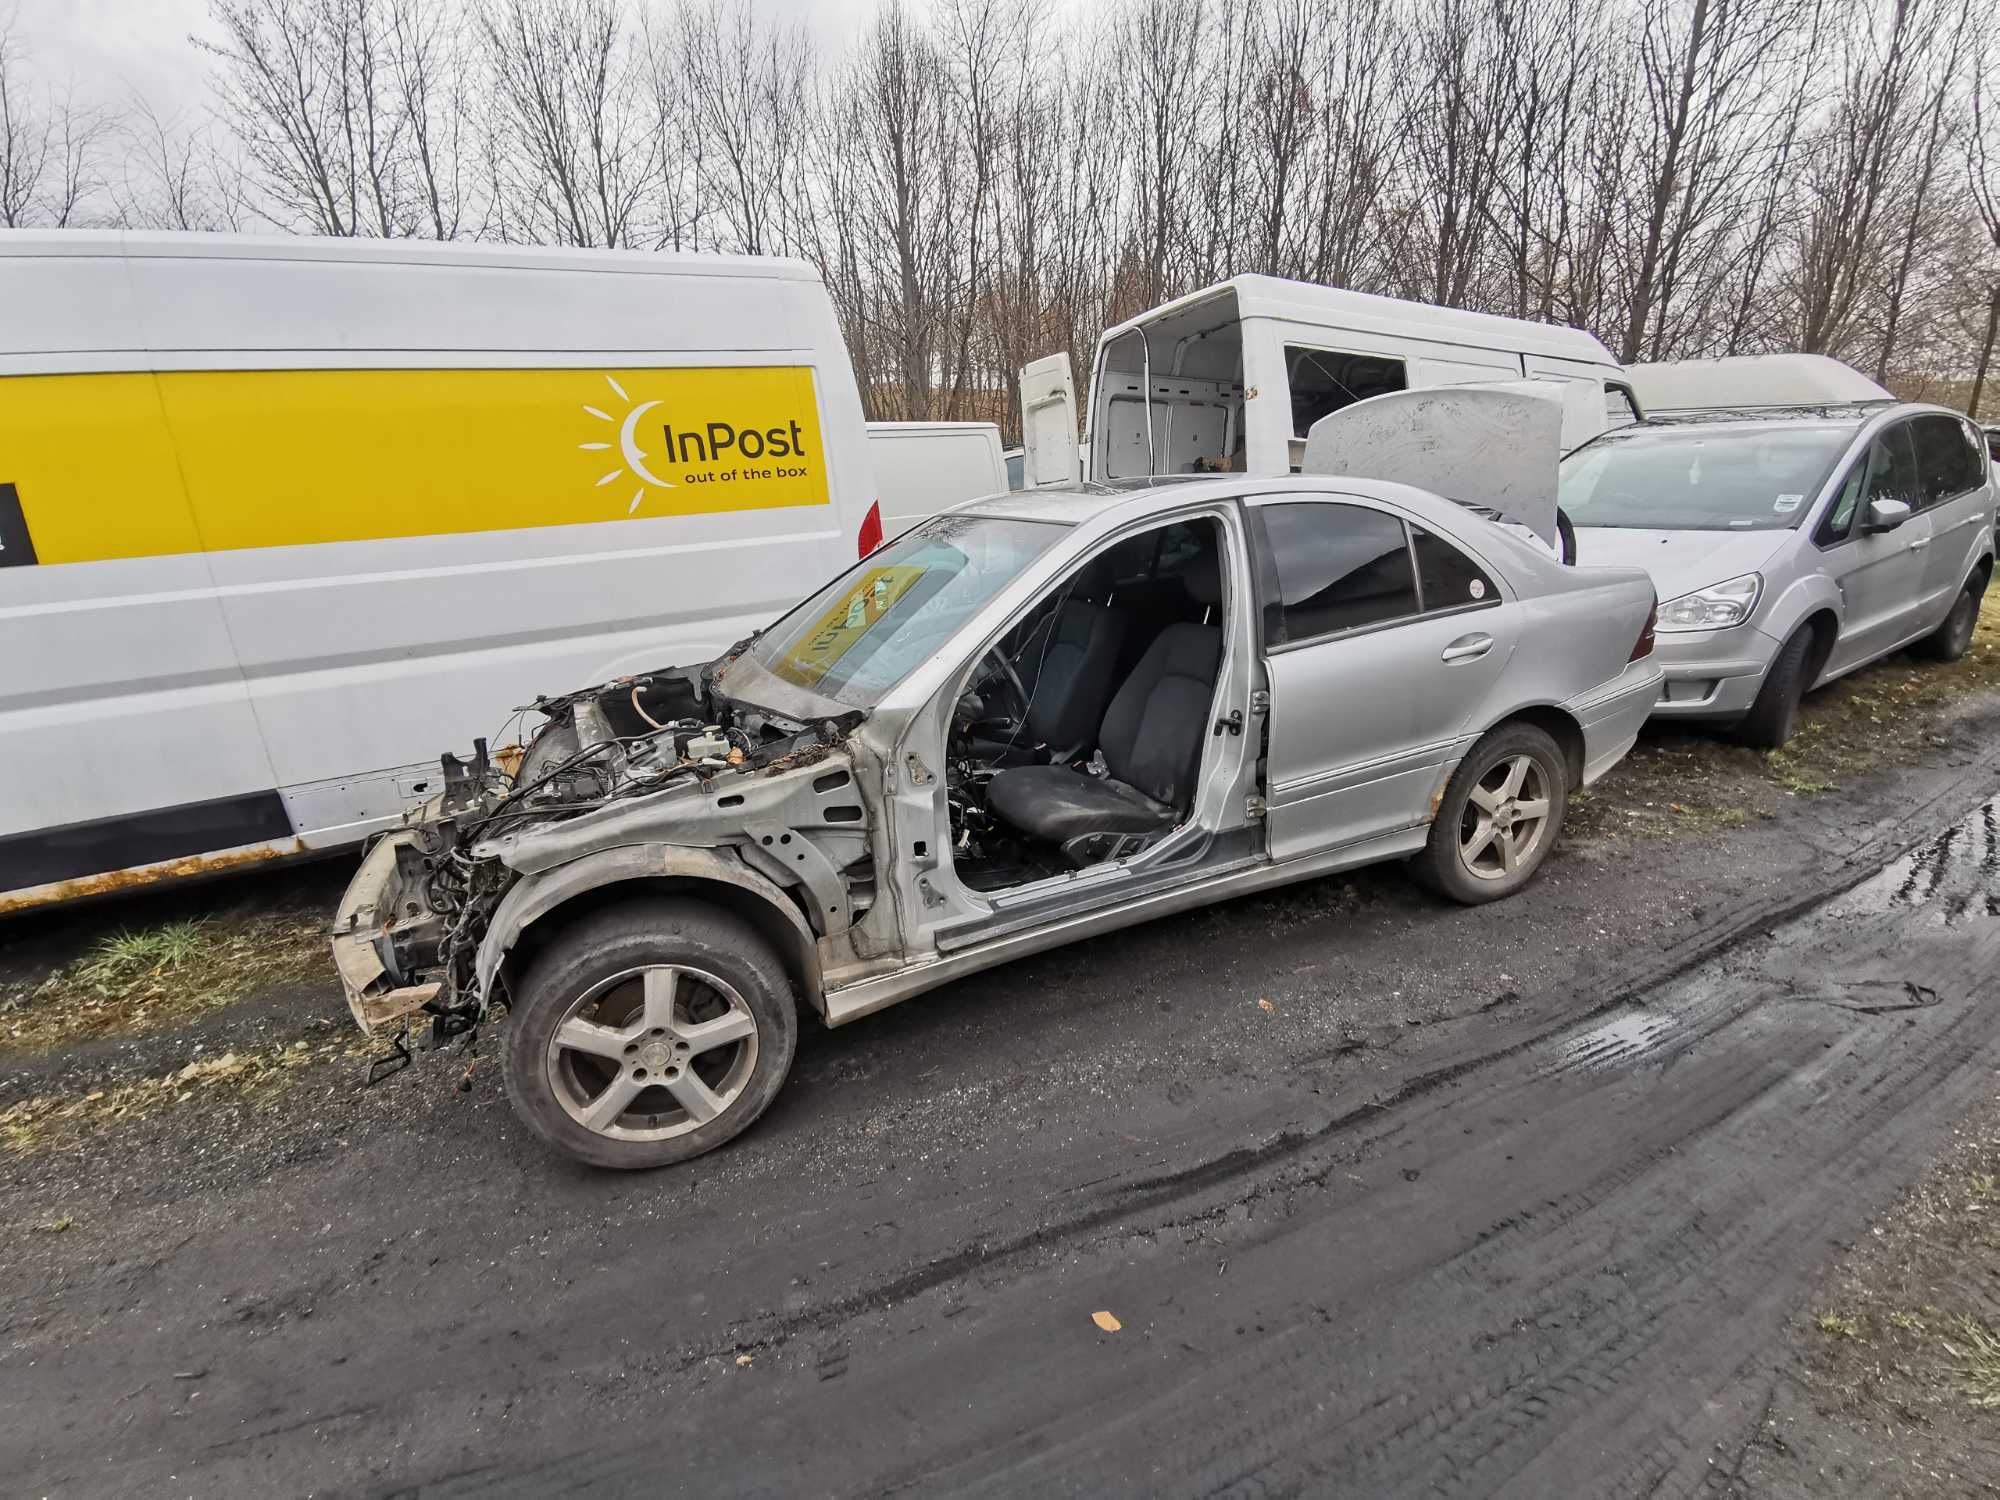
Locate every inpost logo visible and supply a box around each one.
[581,373,813,515]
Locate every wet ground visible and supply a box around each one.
[4,694,2000,1495]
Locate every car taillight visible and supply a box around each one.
[1630,598,1658,661]
[857,500,883,558]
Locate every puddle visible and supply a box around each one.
[1554,1010,1677,1073]
[1822,797,2000,925]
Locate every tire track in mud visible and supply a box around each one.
[467,789,2000,1498]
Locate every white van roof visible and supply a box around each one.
[1109,274,1620,367]
[1624,353,1893,412]
[0,230,826,362]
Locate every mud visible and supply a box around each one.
[4,706,2000,1496]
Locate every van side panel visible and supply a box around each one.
[0,246,877,897]
[0,373,283,885]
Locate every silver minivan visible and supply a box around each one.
[1561,403,1994,746]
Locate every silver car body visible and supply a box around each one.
[333,475,1662,1038]
[1567,404,1995,723]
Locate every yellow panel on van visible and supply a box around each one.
[5,364,830,564]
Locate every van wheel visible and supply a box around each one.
[1735,625,1815,748]
[502,900,798,1170]
[1416,723,1568,905]
[1913,580,1981,663]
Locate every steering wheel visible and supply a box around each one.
[988,649,1031,723]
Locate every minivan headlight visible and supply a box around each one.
[1657,573,1762,632]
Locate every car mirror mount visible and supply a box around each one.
[1863,497,1911,534]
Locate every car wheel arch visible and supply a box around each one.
[1487,706,1585,791]
[477,845,826,1022]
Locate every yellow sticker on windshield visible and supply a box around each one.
[779,565,928,685]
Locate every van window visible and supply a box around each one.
[1285,347,1407,438]
[1605,384,1641,430]
[1260,502,1419,643]
[1909,415,1984,508]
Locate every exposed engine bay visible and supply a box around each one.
[330,647,869,1053]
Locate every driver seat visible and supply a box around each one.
[987,558,1223,857]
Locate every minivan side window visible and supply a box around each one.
[1284,347,1409,438]
[1864,423,1920,513]
[1814,459,1868,546]
[1411,527,1500,612]
[1909,414,1985,508]
[1259,502,1419,644]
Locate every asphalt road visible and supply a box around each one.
[7,721,2000,1498]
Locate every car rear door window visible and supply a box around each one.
[1260,502,1418,644]
[1909,415,1982,509]
[1411,526,1499,612]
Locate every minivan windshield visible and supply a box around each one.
[1560,423,1856,532]
[736,514,1068,709]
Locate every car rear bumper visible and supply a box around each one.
[1568,656,1666,786]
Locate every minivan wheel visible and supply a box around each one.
[1913,581,1981,663]
[1735,625,1815,749]
[1417,723,1569,905]
[502,900,798,1170]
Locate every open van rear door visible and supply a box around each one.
[1019,352,1082,489]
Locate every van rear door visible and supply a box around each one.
[1019,353,1081,489]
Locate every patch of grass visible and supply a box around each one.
[0,1039,357,1155]
[1571,589,2000,844]
[1942,1317,2000,1409]
[1816,1311,1859,1339]
[0,906,331,1056]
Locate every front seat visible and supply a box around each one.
[987,558,1223,856]
[974,560,1125,762]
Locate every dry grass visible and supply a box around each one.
[0,905,331,1057]
[0,1038,363,1156]
[1571,587,2000,843]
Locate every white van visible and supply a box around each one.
[864,421,1008,535]
[1624,353,1894,413]
[1020,274,1638,489]
[0,231,880,912]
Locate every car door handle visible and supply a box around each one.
[1909,536,1931,551]
[1441,633,1494,663]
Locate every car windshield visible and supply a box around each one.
[738,514,1068,709]
[1559,424,1855,532]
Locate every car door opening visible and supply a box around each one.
[944,517,1230,892]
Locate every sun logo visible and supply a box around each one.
[579,374,677,514]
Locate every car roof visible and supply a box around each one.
[1606,400,1972,436]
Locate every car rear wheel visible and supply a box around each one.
[1416,723,1568,905]
[1735,625,1815,749]
[503,899,798,1170]
[1913,579,1981,663]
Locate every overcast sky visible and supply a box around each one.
[8,0,886,118]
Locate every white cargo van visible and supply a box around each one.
[864,421,1008,535]
[0,231,881,911]
[1019,274,1638,489]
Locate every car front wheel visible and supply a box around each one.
[502,899,799,1170]
[1417,723,1569,905]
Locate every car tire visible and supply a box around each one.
[502,899,799,1171]
[1735,625,1816,749]
[1416,722,1569,905]
[1912,578,1981,663]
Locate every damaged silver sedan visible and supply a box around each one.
[333,417,1662,1169]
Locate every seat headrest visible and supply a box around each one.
[1181,553,1222,607]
